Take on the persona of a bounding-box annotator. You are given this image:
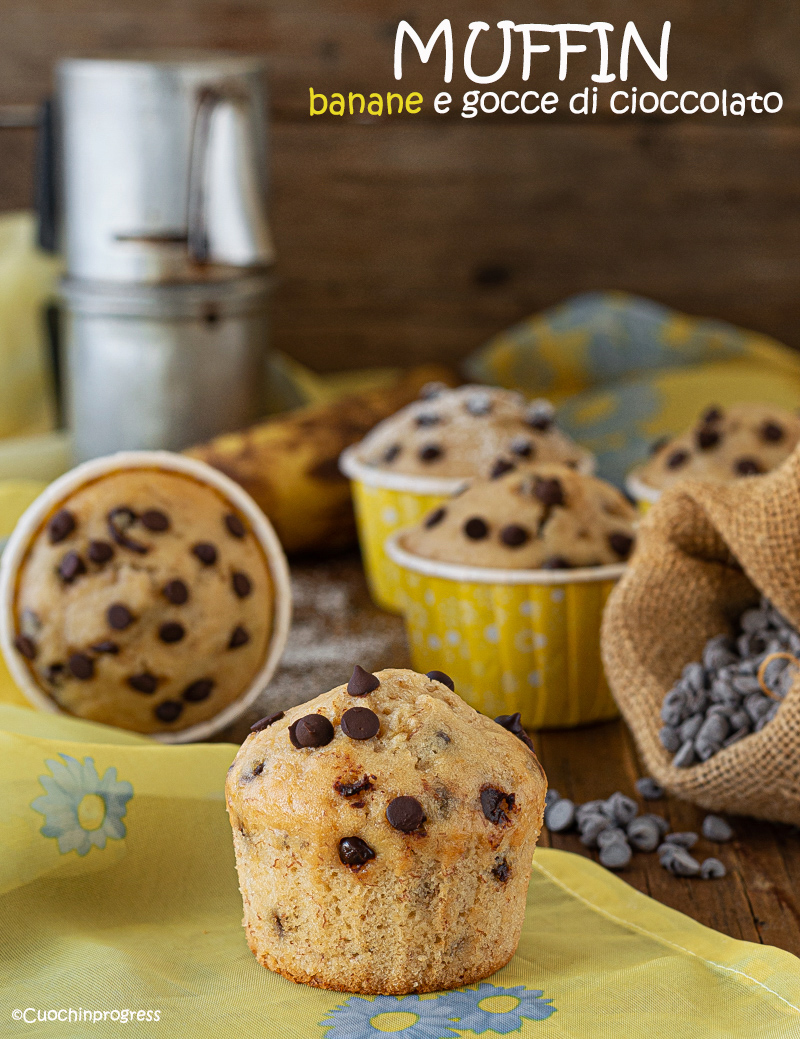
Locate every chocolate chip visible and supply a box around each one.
[464,517,489,540]
[44,663,64,684]
[702,406,723,424]
[90,640,119,654]
[338,836,376,866]
[155,700,183,722]
[666,449,689,470]
[425,507,446,529]
[418,444,442,463]
[480,786,515,825]
[128,672,158,694]
[159,622,185,644]
[500,524,530,547]
[608,531,634,559]
[533,477,564,507]
[163,579,189,605]
[386,795,426,832]
[250,711,284,732]
[107,506,149,553]
[141,509,170,532]
[288,721,302,748]
[341,707,380,741]
[48,509,76,544]
[182,678,214,702]
[14,635,36,660]
[466,392,493,416]
[232,572,252,598]
[347,665,380,696]
[649,436,670,455]
[541,555,571,570]
[696,427,721,450]
[88,540,114,564]
[426,670,455,691]
[229,625,250,649]
[510,437,533,458]
[761,421,785,443]
[225,513,246,538]
[192,542,217,565]
[490,458,516,480]
[69,653,94,680]
[251,761,264,776]
[735,457,763,476]
[334,775,374,797]
[494,712,535,751]
[491,857,511,882]
[415,413,441,427]
[383,444,401,464]
[526,402,555,431]
[58,551,86,584]
[107,603,134,631]
[294,714,335,748]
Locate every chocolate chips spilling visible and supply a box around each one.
[334,775,374,797]
[338,836,376,866]
[69,653,95,680]
[347,665,380,697]
[250,711,284,732]
[494,711,535,751]
[159,622,185,644]
[88,540,114,564]
[48,509,76,544]
[426,670,454,691]
[163,579,189,605]
[480,786,515,825]
[192,542,218,565]
[293,714,335,748]
[155,700,183,723]
[464,517,489,540]
[341,707,380,741]
[183,679,214,702]
[425,507,446,529]
[14,635,36,660]
[500,524,529,548]
[232,572,252,598]
[229,625,250,649]
[225,513,246,538]
[107,603,134,631]
[386,795,426,833]
[128,672,158,694]
[141,509,170,532]
[58,551,86,584]
[532,477,564,507]
[107,507,148,553]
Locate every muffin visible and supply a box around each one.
[386,467,634,729]
[631,403,800,499]
[226,666,546,994]
[339,384,595,612]
[402,464,637,570]
[1,453,290,737]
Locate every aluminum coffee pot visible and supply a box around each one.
[54,54,274,283]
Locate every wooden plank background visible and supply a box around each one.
[0,0,798,370]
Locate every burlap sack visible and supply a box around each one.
[602,447,800,824]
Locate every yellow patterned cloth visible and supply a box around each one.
[0,702,799,1037]
[466,293,800,485]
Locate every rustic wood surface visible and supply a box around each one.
[0,1,799,369]
[226,551,800,958]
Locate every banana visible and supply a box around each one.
[185,365,454,554]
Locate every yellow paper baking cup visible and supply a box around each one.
[386,532,623,728]
[341,446,596,613]
[626,472,660,515]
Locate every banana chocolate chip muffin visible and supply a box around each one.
[11,468,273,734]
[355,384,593,480]
[401,464,637,570]
[226,667,546,994]
[633,402,800,493]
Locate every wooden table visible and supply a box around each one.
[221,552,800,959]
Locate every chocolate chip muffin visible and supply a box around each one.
[11,467,274,734]
[226,667,546,994]
[354,384,592,481]
[400,464,637,570]
[633,403,800,492]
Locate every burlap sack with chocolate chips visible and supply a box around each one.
[602,446,800,824]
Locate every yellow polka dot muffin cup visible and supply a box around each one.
[386,531,623,729]
[341,447,596,614]
[625,472,661,515]
[0,451,292,744]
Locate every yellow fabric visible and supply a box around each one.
[1,704,798,1037]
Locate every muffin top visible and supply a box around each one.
[400,464,637,570]
[354,384,592,480]
[227,667,545,864]
[12,467,273,734]
[634,402,800,492]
